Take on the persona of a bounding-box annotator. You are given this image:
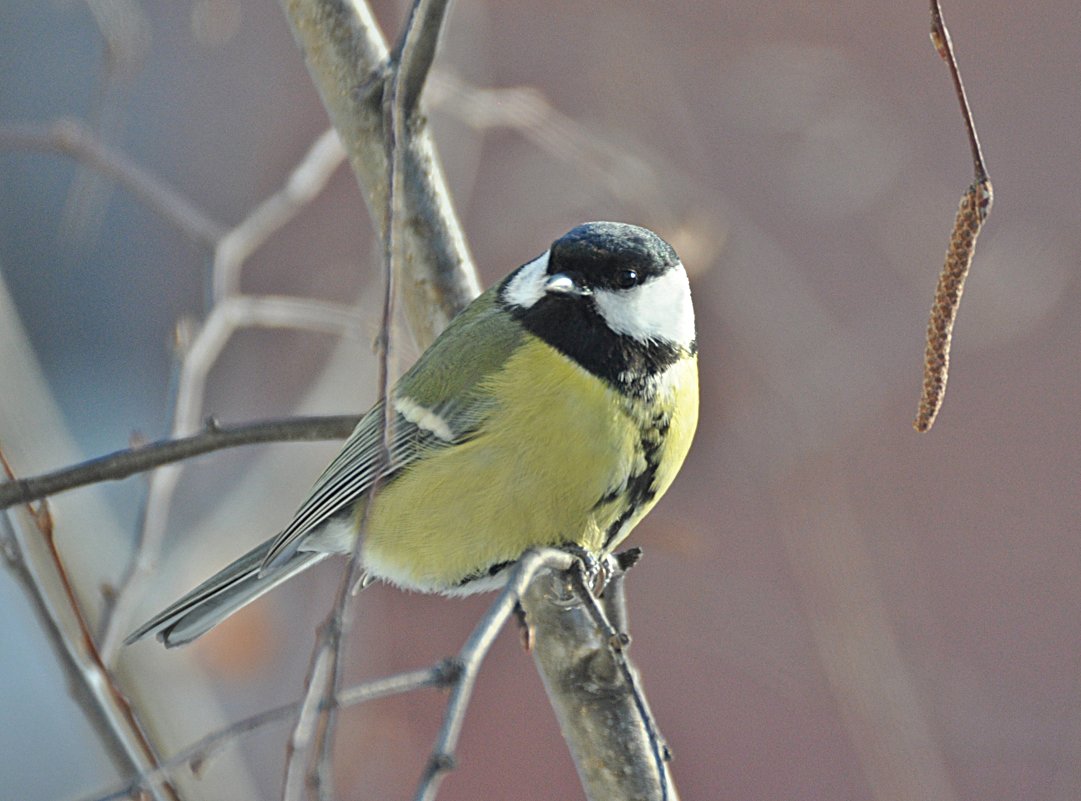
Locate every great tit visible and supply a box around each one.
[128,221,698,647]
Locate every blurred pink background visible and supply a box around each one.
[2,1,1081,800]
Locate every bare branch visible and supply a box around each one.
[414,549,577,801]
[520,557,678,801]
[282,3,454,796]
[81,665,453,801]
[929,0,988,182]
[277,0,480,348]
[0,118,225,246]
[0,415,359,510]
[213,128,347,299]
[101,291,365,661]
[0,451,179,801]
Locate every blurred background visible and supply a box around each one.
[2,1,1081,799]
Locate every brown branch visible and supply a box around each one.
[914,0,993,432]
[0,415,359,510]
[0,452,180,801]
[929,1,988,181]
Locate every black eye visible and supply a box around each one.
[615,268,638,289]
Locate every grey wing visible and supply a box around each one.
[260,396,489,570]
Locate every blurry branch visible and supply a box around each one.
[212,128,346,299]
[170,294,363,433]
[0,455,179,801]
[62,0,151,246]
[914,0,993,432]
[83,664,455,801]
[98,292,364,661]
[0,415,360,510]
[425,71,726,272]
[277,0,481,349]
[0,114,359,661]
[0,119,224,245]
[76,548,671,801]
[777,465,958,800]
[429,72,668,215]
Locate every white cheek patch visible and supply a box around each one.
[593,262,696,348]
[502,251,550,309]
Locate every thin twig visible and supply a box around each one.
[282,4,453,796]
[413,549,577,801]
[82,665,453,801]
[100,197,367,662]
[929,0,988,181]
[91,546,566,801]
[914,0,993,432]
[283,641,335,801]
[0,119,225,246]
[427,73,669,214]
[0,415,359,510]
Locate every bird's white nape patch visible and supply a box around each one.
[502,251,550,309]
[393,396,455,442]
[593,261,696,348]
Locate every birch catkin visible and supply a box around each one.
[914,178,993,432]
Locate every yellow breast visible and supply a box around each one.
[360,337,698,592]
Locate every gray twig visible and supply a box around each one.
[413,549,577,801]
[80,665,453,801]
[0,415,360,510]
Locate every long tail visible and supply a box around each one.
[125,539,327,648]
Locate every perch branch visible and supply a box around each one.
[520,554,678,801]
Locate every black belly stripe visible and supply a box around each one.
[602,411,670,549]
[455,559,515,587]
[455,402,674,587]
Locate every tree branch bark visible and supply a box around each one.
[520,561,678,801]
[277,0,480,349]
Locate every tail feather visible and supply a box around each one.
[125,539,326,648]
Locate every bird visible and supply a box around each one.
[127,221,698,647]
